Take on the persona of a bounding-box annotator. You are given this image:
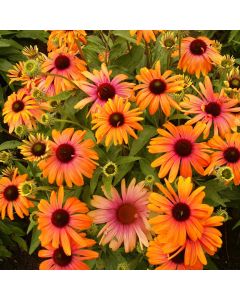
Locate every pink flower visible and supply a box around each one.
[89,178,150,253]
[74,63,134,114]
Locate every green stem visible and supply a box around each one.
[178,31,182,58]
[54,118,88,130]
[145,41,151,68]
[127,41,131,52]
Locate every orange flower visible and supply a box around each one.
[184,216,224,266]
[130,30,160,44]
[205,132,240,185]
[134,61,184,116]
[3,88,49,133]
[180,76,240,139]
[38,128,98,187]
[41,48,86,94]
[39,237,98,270]
[158,215,224,266]
[0,169,33,220]
[91,96,143,146]
[38,186,92,255]
[178,36,222,78]
[148,177,213,246]
[48,30,87,53]
[148,122,211,182]
[147,236,203,270]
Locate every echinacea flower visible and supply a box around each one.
[183,215,224,266]
[146,236,203,270]
[36,76,56,96]
[180,76,240,139]
[74,63,134,114]
[134,61,184,116]
[91,96,143,146]
[148,177,213,246]
[160,31,177,50]
[148,122,210,182]
[41,48,86,94]
[38,186,92,255]
[38,237,98,270]
[2,88,49,133]
[224,67,240,92]
[130,30,160,45]
[89,178,150,253]
[47,30,87,53]
[205,132,240,185]
[38,128,98,187]
[0,168,33,220]
[19,133,49,162]
[178,36,222,78]
[8,61,26,85]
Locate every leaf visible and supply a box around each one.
[205,255,218,270]
[90,167,102,194]
[139,158,159,180]
[47,90,74,102]
[203,179,229,207]
[115,156,142,165]
[0,221,12,234]
[103,176,113,197]
[15,161,28,174]
[113,30,141,44]
[233,220,240,230]
[15,30,49,42]
[27,221,36,235]
[114,45,145,72]
[0,58,12,72]
[29,228,41,255]
[129,125,157,156]
[0,40,11,47]
[113,162,134,186]
[0,140,21,151]
[0,245,11,258]
[12,236,28,252]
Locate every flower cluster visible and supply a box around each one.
[1,30,239,270]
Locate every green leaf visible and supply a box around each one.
[103,176,113,197]
[15,161,28,174]
[203,179,229,207]
[139,158,159,180]
[90,167,102,194]
[0,58,12,72]
[129,125,157,156]
[233,220,240,230]
[113,30,141,44]
[47,90,74,102]
[29,228,41,255]
[115,156,141,165]
[113,162,134,186]
[12,236,28,252]
[27,221,36,235]
[114,45,145,72]
[0,221,12,234]
[0,245,11,258]
[15,30,49,42]
[0,140,21,151]
[0,40,11,47]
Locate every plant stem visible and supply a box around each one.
[145,41,151,68]
[54,118,88,130]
